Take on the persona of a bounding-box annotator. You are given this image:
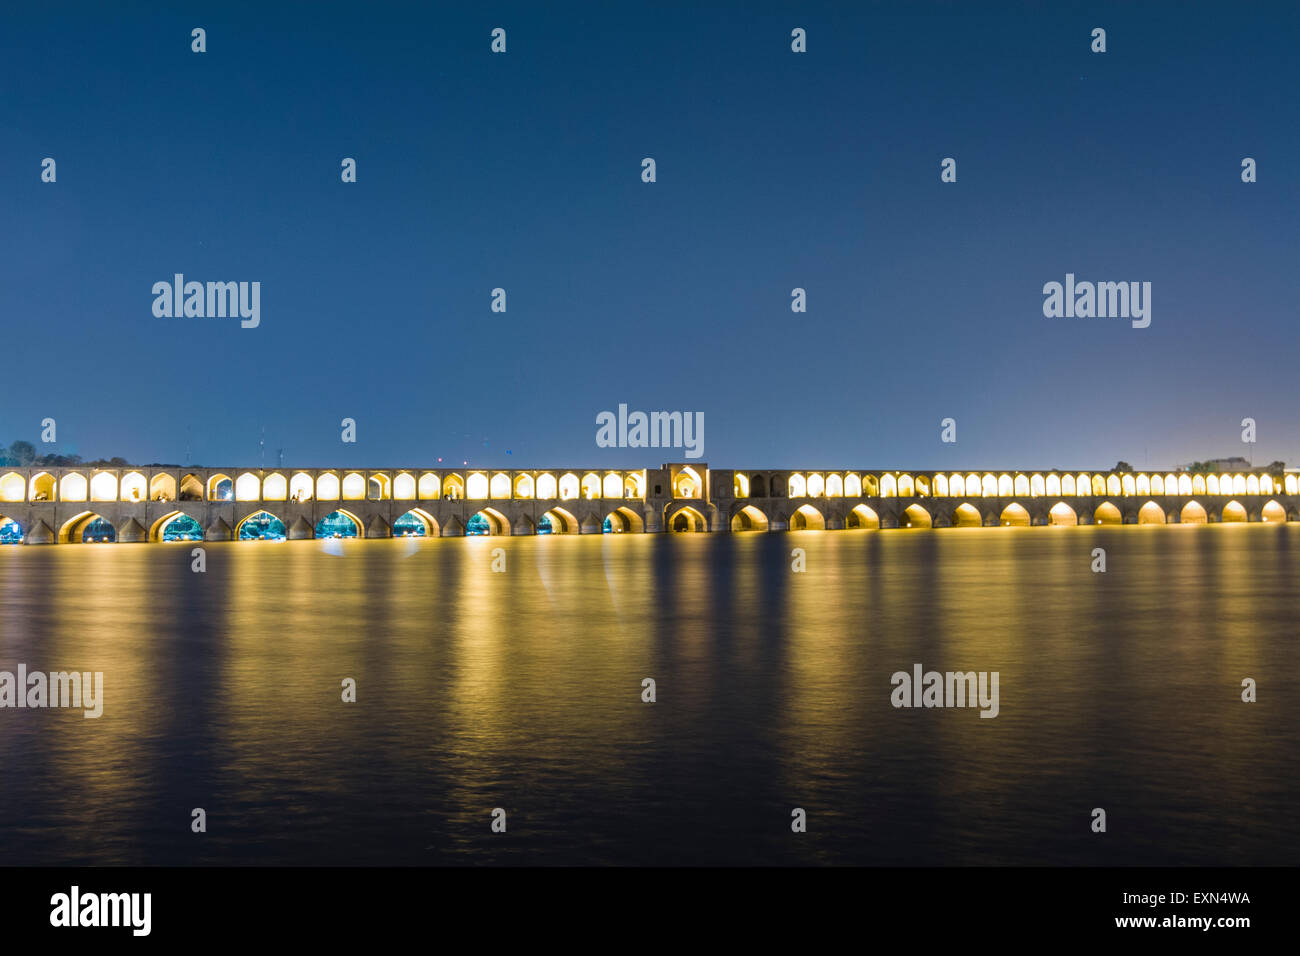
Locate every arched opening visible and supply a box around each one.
[493,473,515,499]
[263,473,288,501]
[536,474,558,499]
[90,472,118,502]
[235,473,261,501]
[468,508,509,536]
[443,474,466,500]
[288,473,313,502]
[1,516,23,544]
[999,503,1030,527]
[60,512,115,544]
[580,473,601,499]
[237,511,287,541]
[28,472,55,501]
[150,473,177,501]
[948,474,966,497]
[208,474,234,501]
[150,512,204,542]
[879,474,896,497]
[540,507,578,534]
[844,474,862,497]
[982,474,998,497]
[807,473,825,497]
[1048,501,1077,526]
[418,473,441,499]
[1031,474,1046,497]
[179,474,203,500]
[861,475,877,496]
[997,474,1014,497]
[1061,475,1076,496]
[932,474,948,497]
[602,473,624,499]
[731,504,769,532]
[673,467,701,498]
[1180,500,1208,525]
[897,474,914,497]
[846,504,880,529]
[1262,500,1286,523]
[668,505,706,532]
[393,473,417,500]
[466,473,490,499]
[342,472,367,501]
[315,510,361,538]
[558,474,579,500]
[788,473,807,498]
[1094,502,1122,525]
[1221,500,1248,523]
[603,506,644,533]
[369,475,391,501]
[60,473,88,502]
[393,509,439,537]
[733,474,750,498]
[952,503,982,528]
[900,504,931,528]
[1138,501,1166,525]
[750,474,767,498]
[1014,475,1030,497]
[119,472,146,502]
[514,474,535,499]
[789,504,825,530]
[770,476,786,497]
[624,473,645,498]
[0,472,24,502]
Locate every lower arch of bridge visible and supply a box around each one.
[667,505,706,532]
[1094,501,1123,525]
[999,502,1030,527]
[1262,499,1286,522]
[900,503,931,528]
[1181,500,1208,524]
[952,502,982,528]
[1138,501,1166,525]
[846,504,879,529]
[59,511,115,544]
[790,504,825,530]
[150,511,205,541]
[1048,501,1077,526]
[1221,500,1248,523]
[604,507,644,533]
[0,515,22,544]
[316,509,363,538]
[465,508,509,536]
[394,509,439,536]
[238,510,287,540]
[539,507,578,534]
[731,504,769,532]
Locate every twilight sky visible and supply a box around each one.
[1,1,1297,471]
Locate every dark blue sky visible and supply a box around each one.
[2,1,1296,470]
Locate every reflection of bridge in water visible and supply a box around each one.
[1,462,1297,543]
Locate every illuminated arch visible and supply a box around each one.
[624,472,645,498]
[368,474,391,500]
[90,472,118,502]
[897,474,914,497]
[933,474,948,497]
[952,502,981,528]
[208,473,234,501]
[119,471,147,502]
[879,474,896,497]
[490,473,512,499]
[1180,500,1207,524]
[731,504,769,532]
[316,473,340,500]
[1060,474,1075,496]
[1031,474,1046,497]
[581,473,601,499]
[1259,474,1273,494]
[1206,475,1220,495]
[179,474,203,500]
[862,475,879,496]
[790,503,825,530]
[1221,500,1248,523]
[466,472,489,499]
[394,508,439,537]
[1000,502,1030,526]
[1091,475,1106,497]
[948,474,965,497]
[148,511,205,542]
[558,473,580,500]
[900,503,931,528]
[468,508,510,535]
[29,472,55,502]
[540,506,578,534]
[1231,474,1247,495]
[604,506,645,533]
[998,474,1013,497]
[666,504,706,533]
[289,473,314,502]
[846,504,879,529]
[235,473,261,501]
[1137,501,1166,525]
[1262,500,1286,523]
[1108,475,1122,497]
[916,476,931,497]
[1075,474,1089,495]
[315,509,362,538]
[1149,474,1163,495]
[394,473,417,500]
[1246,474,1260,496]
[1014,475,1030,497]
[537,473,558,500]
[514,474,535,499]
[340,473,366,501]
[788,473,807,498]
[807,473,825,497]
[1094,501,1122,525]
[733,473,750,498]
[1286,475,1298,495]
[982,474,998,497]
[826,474,843,497]
[442,474,465,499]
[1136,474,1150,496]
[1049,501,1077,526]
[0,472,24,502]
[58,511,114,544]
[262,473,287,501]
[149,473,177,501]
[1121,474,1136,497]
[966,474,982,497]
[60,473,88,502]
[673,467,701,498]
[418,472,441,499]
[0,515,22,544]
[237,510,287,540]
[602,473,623,499]
[1164,474,1178,495]
[1184,475,1198,496]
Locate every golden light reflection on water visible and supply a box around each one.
[0,526,1297,865]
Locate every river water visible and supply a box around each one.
[1,525,1296,865]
